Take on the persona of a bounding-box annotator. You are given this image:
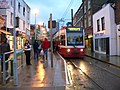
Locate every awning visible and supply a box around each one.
[0,29,11,35]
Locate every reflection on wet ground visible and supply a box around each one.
[0,53,66,90]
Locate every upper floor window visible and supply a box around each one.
[97,19,100,31]
[18,2,20,13]
[88,15,91,26]
[10,13,13,26]
[23,21,25,30]
[101,17,105,30]
[88,0,91,10]
[11,0,13,7]
[23,7,25,16]
[84,2,86,14]
[84,19,87,28]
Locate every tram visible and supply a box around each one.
[53,26,85,58]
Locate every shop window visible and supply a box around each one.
[95,39,99,51]
[100,38,106,52]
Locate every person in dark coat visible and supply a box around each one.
[33,40,39,60]
[24,39,31,65]
[0,37,10,72]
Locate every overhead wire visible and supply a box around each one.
[62,0,75,19]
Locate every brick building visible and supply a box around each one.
[73,0,109,52]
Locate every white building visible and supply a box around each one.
[93,4,117,55]
[0,0,30,50]
[117,23,120,56]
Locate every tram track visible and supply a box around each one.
[67,60,105,90]
[57,52,120,90]
[66,57,120,90]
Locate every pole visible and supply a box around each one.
[13,0,18,85]
[71,9,73,26]
[50,13,53,68]
[35,14,37,40]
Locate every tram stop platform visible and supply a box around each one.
[0,52,67,90]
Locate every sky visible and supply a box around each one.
[24,0,82,27]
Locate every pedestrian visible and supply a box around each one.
[33,40,39,61]
[0,37,11,72]
[24,39,32,65]
[41,38,50,60]
[38,40,42,54]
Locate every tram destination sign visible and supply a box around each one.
[67,27,81,31]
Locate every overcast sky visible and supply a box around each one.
[24,0,82,27]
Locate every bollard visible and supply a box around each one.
[11,58,14,76]
[2,54,6,85]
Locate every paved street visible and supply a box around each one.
[0,52,66,90]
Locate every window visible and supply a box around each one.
[23,21,25,30]
[100,38,106,52]
[88,15,91,26]
[84,19,87,28]
[10,13,13,26]
[84,5,86,13]
[11,0,13,7]
[84,1,86,13]
[23,7,25,16]
[97,19,100,31]
[60,35,65,45]
[88,0,91,10]
[101,17,105,30]
[67,32,83,46]
[16,17,19,28]
[18,2,20,13]
[95,39,99,51]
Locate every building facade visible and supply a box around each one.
[115,0,120,55]
[93,4,116,55]
[0,0,30,50]
[73,0,108,52]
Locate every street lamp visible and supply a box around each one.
[33,9,39,40]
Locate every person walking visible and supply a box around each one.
[0,37,11,72]
[33,40,39,61]
[41,38,50,60]
[24,39,31,65]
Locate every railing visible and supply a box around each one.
[1,49,24,85]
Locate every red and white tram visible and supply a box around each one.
[53,26,85,58]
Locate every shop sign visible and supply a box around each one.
[0,0,10,9]
[95,32,104,37]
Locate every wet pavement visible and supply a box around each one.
[0,52,66,90]
[1,49,120,90]
[85,50,120,68]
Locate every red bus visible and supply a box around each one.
[53,26,85,58]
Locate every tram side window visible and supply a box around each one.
[60,35,65,45]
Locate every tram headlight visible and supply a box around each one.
[67,49,71,52]
[80,49,83,52]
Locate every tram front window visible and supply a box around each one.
[67,32,83,46]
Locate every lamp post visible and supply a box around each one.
[33,9,39,40]
[13,0,18,85]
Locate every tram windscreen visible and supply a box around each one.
[67,32,83,46]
